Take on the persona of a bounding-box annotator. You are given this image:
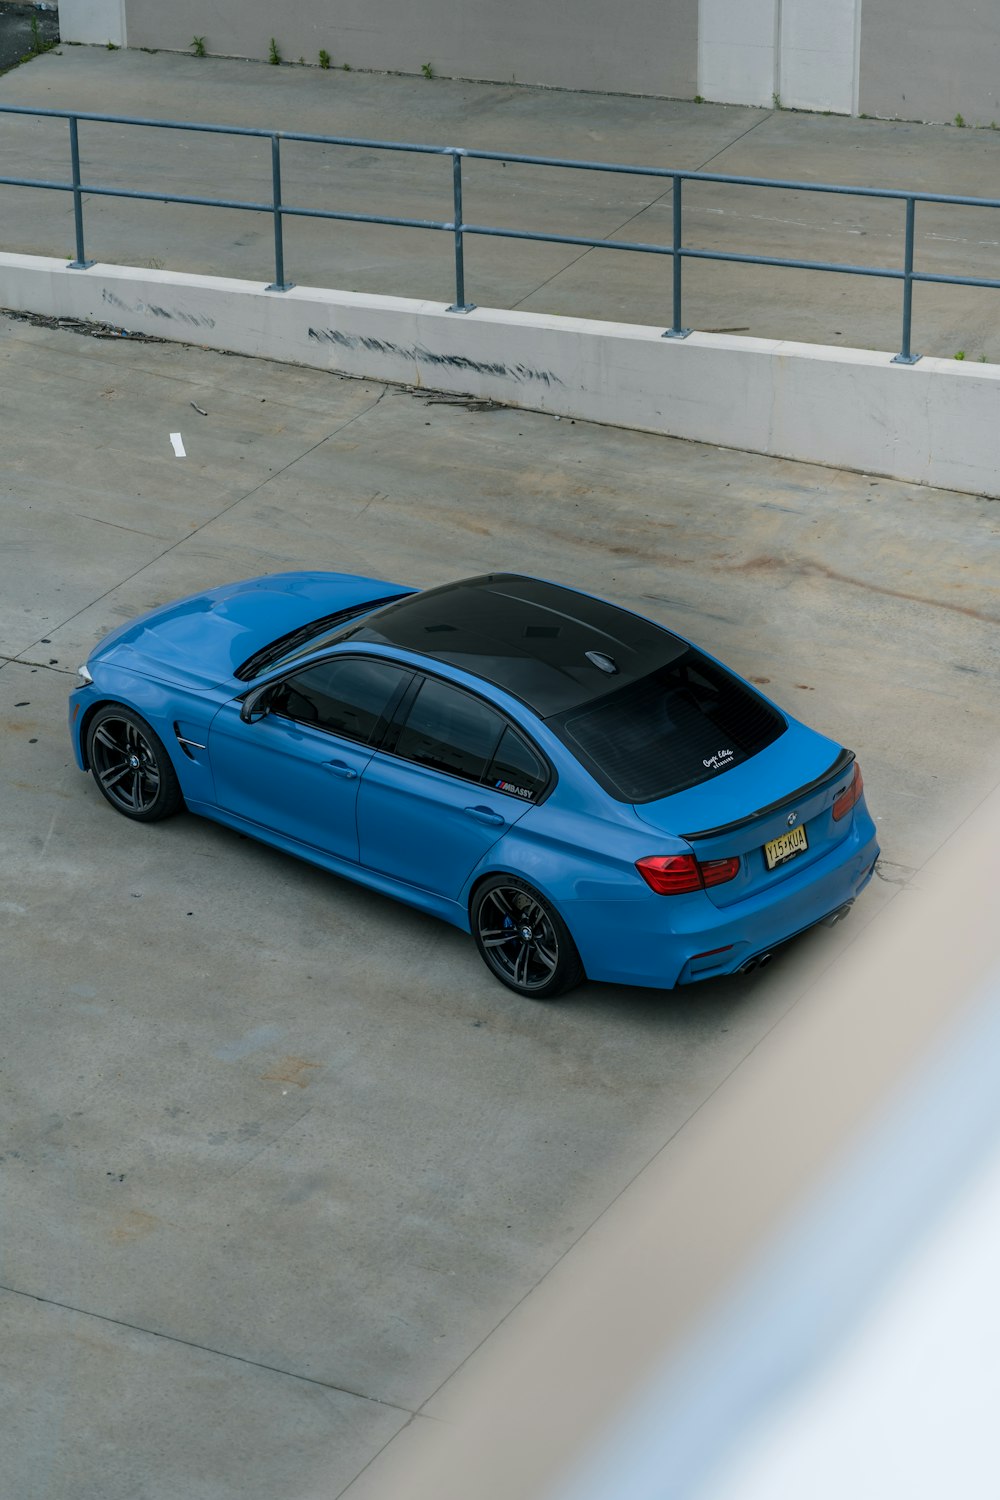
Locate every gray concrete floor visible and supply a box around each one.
[1,311,998,1498]
[3,47,1000,358]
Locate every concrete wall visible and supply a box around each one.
[698,0,861,113]
[115,0,699,99]
[56,0,1000,124]
[59,0,126,47]
[860,0,1000,125]
[779,0,861,115]
[698,0,778,108]
[2,251,998,498]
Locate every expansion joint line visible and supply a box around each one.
[509,111,773,310]
[0,1281,414,1413]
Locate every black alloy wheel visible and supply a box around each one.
[87,707,183,823]
[471,876,584,999]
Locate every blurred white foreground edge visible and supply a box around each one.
[356,781,1000,1500]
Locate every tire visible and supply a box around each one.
[471,876,584,1000]
[86,706,184,823]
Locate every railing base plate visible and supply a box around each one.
[447,302,477,314]
[662,327,692,340]
[891,352,922,365]
[67,259,95,270]
[266,281,295,293]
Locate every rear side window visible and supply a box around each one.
[271,657,410,743]
[393,677,505,783]
[486,726,548,802]
[551,650,784,802]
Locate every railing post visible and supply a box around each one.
[892,196,920,364]
[447,150,476,313]
[66,116,94,269]
[266,134,294,291]
[663,174,690,339]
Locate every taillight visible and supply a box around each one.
[700,856,742,888]
[636,853,740,895]
[832,761,863,821]
[635,854,702,894]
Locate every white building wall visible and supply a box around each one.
[698,0,779,107]
[779,0,861,114]
[62,1,1000,134]
[117,0,699,101]
[699,0,862,114]
[860,0,1000,124]
[59,0,127,47]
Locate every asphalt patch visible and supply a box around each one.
[0,2,59,75]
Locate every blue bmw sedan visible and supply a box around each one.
[69,572,879,998]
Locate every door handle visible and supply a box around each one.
[325,760,358,780]
[464,805,505,827]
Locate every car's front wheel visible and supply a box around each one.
[86,706,183,823]
[471,876,584,999]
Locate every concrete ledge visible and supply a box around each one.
[3,252,998,496]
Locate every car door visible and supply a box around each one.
[356,674,545,900]
[208,655,412,861]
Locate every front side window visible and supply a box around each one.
[392,678,505,784]
[271,657,410,743]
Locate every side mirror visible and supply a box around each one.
[240,683,276,724]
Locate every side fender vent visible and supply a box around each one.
[174,723,207,761]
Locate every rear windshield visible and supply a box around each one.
[550,650,785,802]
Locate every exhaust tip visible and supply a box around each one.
[738,951,774,976]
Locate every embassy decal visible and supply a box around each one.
[495,780,534,800]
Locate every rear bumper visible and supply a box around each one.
[573,806,880,989]
[676,859,877,984]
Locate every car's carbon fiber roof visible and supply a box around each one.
[344,573,687,716]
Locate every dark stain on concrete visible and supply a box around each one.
[100,289,216,329]
[307,327,563,386]
[731,554,1000,625]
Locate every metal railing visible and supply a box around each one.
[3,102,1000,363]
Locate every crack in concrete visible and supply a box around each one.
[6,383,392,664]
[1,655,75,676]
[73,513,174,541]
[508,110,774,312]
[0,1281,416,1415]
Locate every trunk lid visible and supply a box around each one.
[632,722,856,908]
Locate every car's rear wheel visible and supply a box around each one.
[87,706,183,823]
[471,876,584,999]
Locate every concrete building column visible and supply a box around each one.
[699,0,862,115]
[779,0,862,114]
[58,0,127,48]
[698,0,780,107]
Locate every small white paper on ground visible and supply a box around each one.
[170,432,186,458]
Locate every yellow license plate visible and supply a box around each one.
[764,824,808,870]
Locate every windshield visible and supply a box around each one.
[234,594,408,681]
[549,650,785,802]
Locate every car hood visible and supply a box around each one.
[90,571,408,691]
[632,718,844,841]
